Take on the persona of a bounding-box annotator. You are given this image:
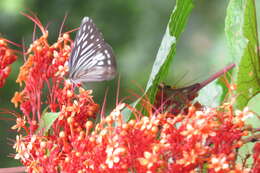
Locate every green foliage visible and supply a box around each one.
[225,0,260,167]
[225,0,260,109]
[123,0,194,121]
[124,0,260,121]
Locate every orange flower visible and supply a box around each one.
[11,91,25,108]
[16,54,34,86]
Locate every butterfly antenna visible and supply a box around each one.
[100,87,109,120]
[59,12,68,38]
[21,38,27,61]
[32,23,37,42]
[199,64,236,90]
[173,70,189,87]
[116,75,121,106]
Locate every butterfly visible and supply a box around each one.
[154,64,235,115]
[68,17,117,83]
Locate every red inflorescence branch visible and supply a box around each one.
[0,39,18,88]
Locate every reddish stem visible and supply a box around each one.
[199,64,235,89]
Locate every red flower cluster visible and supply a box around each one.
[0,39,17,88]
[13,102,252,172]
[0,15,258,173]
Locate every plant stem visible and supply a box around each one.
[199,63,236,89]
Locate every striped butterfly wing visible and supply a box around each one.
[69,17,117,83]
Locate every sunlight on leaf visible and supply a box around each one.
[196,82,223,107]
[197,67,235,107]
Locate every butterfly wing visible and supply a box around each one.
[68,17,117,83]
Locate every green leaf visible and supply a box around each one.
[123,0,194,121]
[225,0,260,166]
[145,0,194,103]
[196,81,224,107]
[225,0,260,109]
[36,112,59,135]
[196,67,235,107]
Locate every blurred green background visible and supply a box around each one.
[0,0,259,168]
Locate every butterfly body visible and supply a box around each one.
[155,83,201,115]
[155,64,235,115]
[68,17,117,83]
